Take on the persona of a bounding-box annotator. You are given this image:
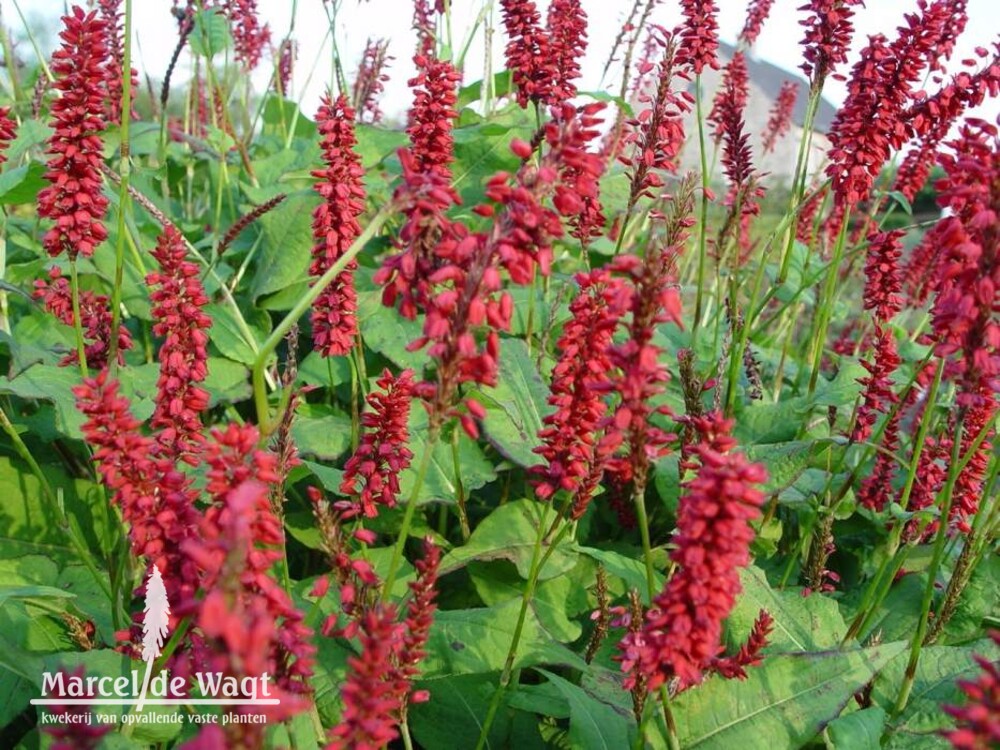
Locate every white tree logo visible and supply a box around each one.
[136,563,170,711]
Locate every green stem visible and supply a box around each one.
[776,91,820,283]
[108,0,134,376]
[69,261,89,380]
[692,75,710,344]
[452,426,470,541]
[807,212,851,393]
[893,415,965,717]
[252,205,393,436]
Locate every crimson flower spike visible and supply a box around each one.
[799,0,864,89]
[310,94,365,358]
[0,107,15,165]
[97,0,137,124]
[546,0,588,104]
[619,413,767,692]
[37,6,110,261]
[739,0,774,49]
[499,0,555,108]
[708,52,749,144]
[761,81,798,155]
[222,0,270,71]
[147,226,212,462]
[352,38,392,124]
[676,0,719,75]
[944,630,1000,750]
[340,369,416,518]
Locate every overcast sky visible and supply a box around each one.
[13,0,1000,123]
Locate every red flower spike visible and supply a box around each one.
[710,609,774,680]
[310,94,365,357]
[147,226,212,462]
[340,369,416,518]
[863,230,905,322]
[500,0,555,108]
[944,630,1000,749]
[739,0,774,48]
[34,266,133,369]
[619,413,767,691]
[398,538,441,688]
[546,0,588,105]
[405,54,461,178]
[222,0,270,71]
[0,106,17,164]
[532,269,630,503]
[799,0,864,86]
[352,38,392,124]
[37,6,110,260]
[761,81,797,155]
[853,326,901,444]
[276,38,297,97]
[676,0,719,76]
[857,409,900,512]
[97,0,137,124]
[950,401,996,533]
[708,53,749,144]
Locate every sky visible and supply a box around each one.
[11,0,1000,123]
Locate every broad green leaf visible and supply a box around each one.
[189,8,232,58]
[356,287,427,370]
[410,673,547,750]
[4,118,51,163]
[310,636,351,727]
[871,638,1000,744]
[674,641,907,749]
[290,403,352,461]
[574,545,665,604]
[735,398,811,444]
[537,670,634,750]
[422,599,585,678]
[439,500,576,581]
[824,707,887,749]
[0,162,46,205]
[0,365,87,438]
[250,190,318,300]
[731,565,846,652]
[261,96,317,140]
[452,115,533,205]
[456,71,515,109]
[204,302,269,366]
[354,124,409,170]
[473,338,552,467]
[746,440,832,494]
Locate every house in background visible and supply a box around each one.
[677,42,838,185]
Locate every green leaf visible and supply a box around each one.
[472,338,552,467]
[746,440,832,495]
[1,365,87,438]
[290,403,352,461]
[410,673,547,750]
[574,545,665,604]
[674,642,907,749]
[537,670,634,750]
[422,599,586,677]
[189,8,232,58]
[731,566,846,652]
[871,638,1000,744]
[0,162,46,205]
[4,118,51,163]
[451,115,533,205]
[886,191,913,216]
[824,707,887,749]
[439,500,576,581]
[356,285,427,370]
[250,190,318,300]
[456,71,515,110]
[354,124,409,170]
[205,302,269,366]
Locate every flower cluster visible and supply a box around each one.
[148,226,212,462]
[532,269,629,503]
[709,609,774,680]
[676,0,719,75]
[853,325,901,444]
[340,369,416,518]
[863,230,904,323]
[799,0,864,86]
[352,38,392,124]
[310,94,365,357]
[619,413,766,690]
[944,631,1000,749]
[500,0,587,107]
[709,52,749,143]
[276,38,296,96]
[739,0,773,48]
[0,106,15,164]
[222,0,270,70]
[97,0,137,124]
[37,6,109,260]
[761,81,797,154]
[33,266,133,369]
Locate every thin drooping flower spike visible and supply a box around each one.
[950,400,995,533]
[863,230,904,323]
[852,325,901,444]
[676,0,719,75]
[276,38,296,96]
[73,371,202,648]
[619,31,692,213]
[500,0,555,108]
[799,0,864,88]
[546,0,588,105]
[148,226,212,462]
[37,6,109,260]
[340,369,416,518]
[97,0,137,124]
[396,537,441,701]
[352,38,392,124]
[709,609,774,680]
[708,52,749,143]
[827,0,964,207]
[944,630,1000,749]
[184,479,314,746]
[761,81,798,155]
[33,266,133,369]
[894,45,1000,201]
[0,107,16,165]
[412,0,438,55]
[222,0,271,71]
[310,94,365,358]
[619,412,767,691]
[532,269,630,503]
[739,0,774,48]
[857,409,900,511]
[190,424,315,698]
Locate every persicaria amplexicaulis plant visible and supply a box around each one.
[6,2,1000,749]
